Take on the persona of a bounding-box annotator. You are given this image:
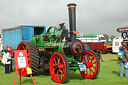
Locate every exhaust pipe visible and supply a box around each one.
[67,3,77,40]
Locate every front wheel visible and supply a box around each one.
[49,52,69,83]
[80,50,100,79]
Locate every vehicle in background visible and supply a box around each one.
[85,42,104,51]
[117,27,128,40]
[112,37,123,53]
[103,43,112,53]
[99,36,107,42]
[2,25,45,50]
[117,27,128,51]
[99,37,112,53]
[77,34,112,53]
[77,34,105,42]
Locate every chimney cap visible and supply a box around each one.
[67,3,77,8]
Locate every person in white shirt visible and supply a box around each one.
[2,45,12,74]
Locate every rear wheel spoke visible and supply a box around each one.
[54,59,57,66]
[21,45,25,50]
[27,53,30,58]
[60,70,64,79]
[58,57,60,65]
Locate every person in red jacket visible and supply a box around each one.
[7,45,13,72]
[119,42,128,77]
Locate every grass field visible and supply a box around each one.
[0,53,128,85]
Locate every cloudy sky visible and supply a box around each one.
[0,0,128,37]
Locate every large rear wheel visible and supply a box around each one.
[50,52,69,83]
[80,50,100,79]
[17,41,39,76]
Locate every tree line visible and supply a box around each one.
[103,34,116,40]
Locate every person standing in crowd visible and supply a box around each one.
[2,45,12,74]
[83,42,90,51]
[9,46,13,72]
[119,42,128,77]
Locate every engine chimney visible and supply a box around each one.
[67,3,77,40]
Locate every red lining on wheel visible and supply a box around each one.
[17,42,31,76]
[50,52,67,83]
[73,42,83,54]
[80,51,97,79]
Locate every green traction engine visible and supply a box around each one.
[17,3,100,83]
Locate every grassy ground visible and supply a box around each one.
[0,53,128,85]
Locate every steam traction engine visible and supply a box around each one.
[17,3,100,83]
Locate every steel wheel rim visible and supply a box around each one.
[17,42,31,76]
[50,52,67,83]
[80,51,97,79]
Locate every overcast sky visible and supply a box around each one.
[0,0,128,37]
